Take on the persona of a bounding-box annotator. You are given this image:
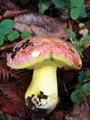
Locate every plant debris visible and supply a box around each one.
[66,96,90,120]
[14,13,68,40]
[0,10,30,21]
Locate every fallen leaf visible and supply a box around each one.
[0,53,32,118]
[85,0,90,8]
[66,96,90,120]
[0,10,30,21]
[83,47,90,60]
[14,13,68,40]
[49,110,64,120]
[0,0,20,10]
[84,22,90,34]
[0,85,27,118]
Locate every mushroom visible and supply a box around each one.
[6,35,82,113]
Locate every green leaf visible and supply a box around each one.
[71,43,83,53]
[0,19,14,35]
[75,84,82,89]
[86,70,90,78]
[71,40,80,46]
[80,35,90,46]
[78,70,86,82]
[71,90,85,103]
[77,47,84,53]
[0,34,4,46]
[52,0,68,8]
[81,82,90,92]
[7,30,19,41]
[79,7,87,18]
[21,32,32,39]
[38,0,51,13]
[65,28,76,40]
[70,0,84,7]
[70,8,80,20]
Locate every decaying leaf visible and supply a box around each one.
[0,52,32,118]
[84,22,90,34]
[0,10,31,21]
[0,43,14,51]
[14,13,68,40]
[66,96,90,120]
[0,112,21,120]
[0,55,31,85]
[0,0,20,10]
[85,0,90,8]
[48,110,64,120]
[0,85,27,118]
[82,45,90,67]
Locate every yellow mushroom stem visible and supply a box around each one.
[25,65,59,112]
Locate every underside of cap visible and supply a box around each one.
[9,54,74,70]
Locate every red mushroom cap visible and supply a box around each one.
[6,35,82,70]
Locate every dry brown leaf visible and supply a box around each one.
[83,47,90,60]
[0,52,32,118]
[85,0,90,8]
[0,85,27,118]
[0,0,20,10]
[0,10,31,21]
[66,97,90,120]
[84,22,90,34]
[0,43,14,51]
[0,55,31,85]
[14,13,68,40]
[0,70,32,118]
[48,110,64,120]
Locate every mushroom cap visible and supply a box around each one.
[6,35,82,70]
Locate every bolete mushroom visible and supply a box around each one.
[6,35,82,113]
